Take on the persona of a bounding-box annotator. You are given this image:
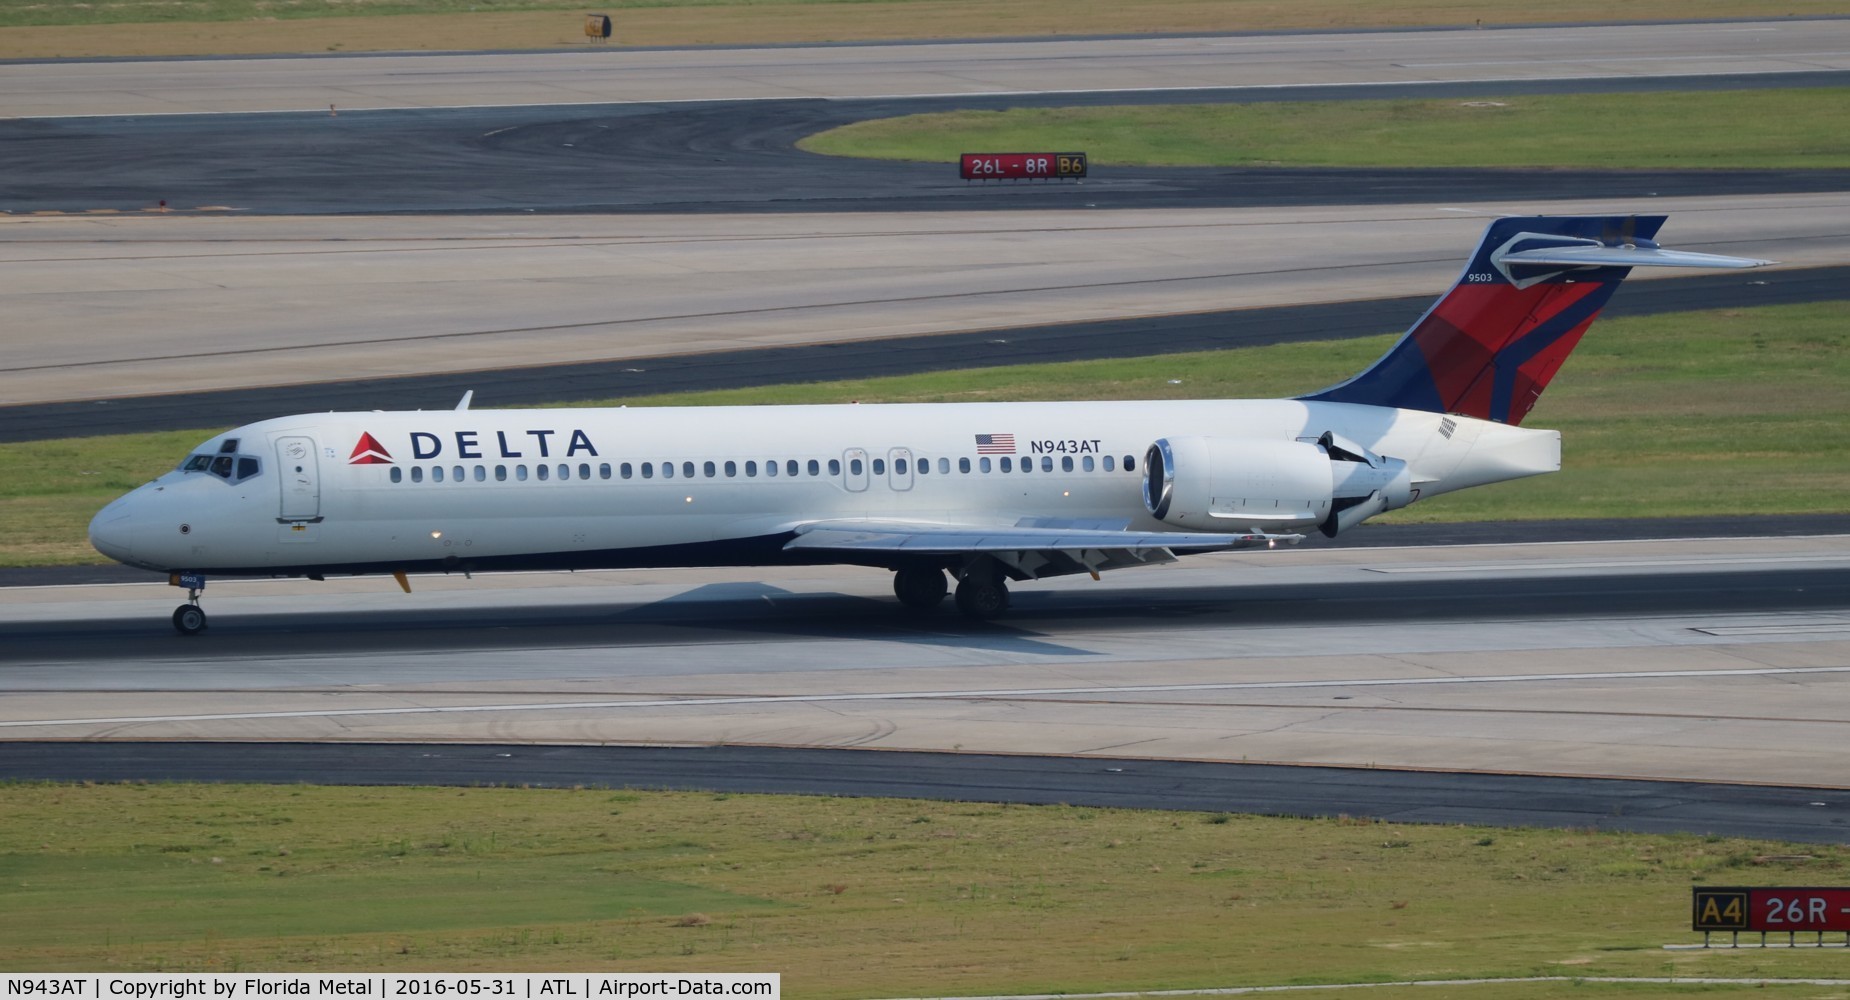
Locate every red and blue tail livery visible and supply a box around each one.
[1304,215,1769,425]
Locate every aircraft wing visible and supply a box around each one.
[784,519,1299,579]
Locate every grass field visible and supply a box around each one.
[4,781,1850,991]
[6,300,1845,569]
[0,0,1840,58]
[799,89,1850,170]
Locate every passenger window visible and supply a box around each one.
[915,458,926,476]
[558,463,569,480]
[536,464,549,481]
[475,465,487,482]
[390,467,403,483]
[807,459,820,477]
[879,458,892,475]
[683,462,696,479]
[704,461,717,478]
[1103,455,1115,472]
[828,459,840,476]
[724,460,736,478]
[1082,456,1094,472]
[516,465,528,481]
[1043,456,1055,472]
[980,457,991,473]
[582,463,594,480]
[641,462,654,479]
[618,463,630,479]
[453,465,464,482]
[237,457,260,480]
[786,460,799,477]
[959,457,971,474]
[745,461,757,478]
[999,457,1012,472]
[598,463,610,480]
[663,462,674,479]
[766,460,778,478]
[495,465,507,481]
[432,466,445,483]
[1124,455,1136,471]
[938,457,949,474]
[1021,459,1032,474]
[411,466,424,483]
[850,459,863,475]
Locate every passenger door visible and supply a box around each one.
[276,435,321,521]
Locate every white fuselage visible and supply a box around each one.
[89,398,1559,577]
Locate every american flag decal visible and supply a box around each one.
[974,433,1016,454]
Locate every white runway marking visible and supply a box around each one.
[7,665,1850,730]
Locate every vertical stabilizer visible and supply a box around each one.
[1302,215,1769,425]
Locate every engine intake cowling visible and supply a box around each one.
[1143,434,1412,535]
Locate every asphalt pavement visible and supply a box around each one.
[1,742,1843,842]
[5,73,1849,216]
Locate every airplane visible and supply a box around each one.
[88,215,1769,634]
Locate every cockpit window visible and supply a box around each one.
[180,446,263,483]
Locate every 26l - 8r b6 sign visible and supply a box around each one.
[960,152,1087,180]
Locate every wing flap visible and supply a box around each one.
[785,520,1300,580]
[786,521,1292,553]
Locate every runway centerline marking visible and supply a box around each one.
[7,665,1850,730]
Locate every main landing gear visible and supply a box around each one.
[893,566,949,610]
[891,564,1010,619]
[170,574,207,635]
[953,571,1010,619]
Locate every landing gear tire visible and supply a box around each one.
[893,567,949,610]
[953,576,1010,619]
[172,604,207,636]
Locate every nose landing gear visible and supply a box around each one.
[169,573,208,635]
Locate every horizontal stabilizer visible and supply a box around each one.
[1497,245,1774,270]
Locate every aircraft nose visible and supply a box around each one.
[88,507,135,564]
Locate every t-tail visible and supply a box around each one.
[1303,215,1771,425]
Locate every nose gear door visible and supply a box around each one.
[276,435,321,521]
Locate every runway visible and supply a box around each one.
[5,196,1846,411]
[7,21,1850,118]
[5,537,1849,795]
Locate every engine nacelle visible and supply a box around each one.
[1143,434,1413,535]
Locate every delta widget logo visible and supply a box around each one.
[349,432,394,465]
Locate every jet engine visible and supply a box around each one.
[1143,433,1413,536]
